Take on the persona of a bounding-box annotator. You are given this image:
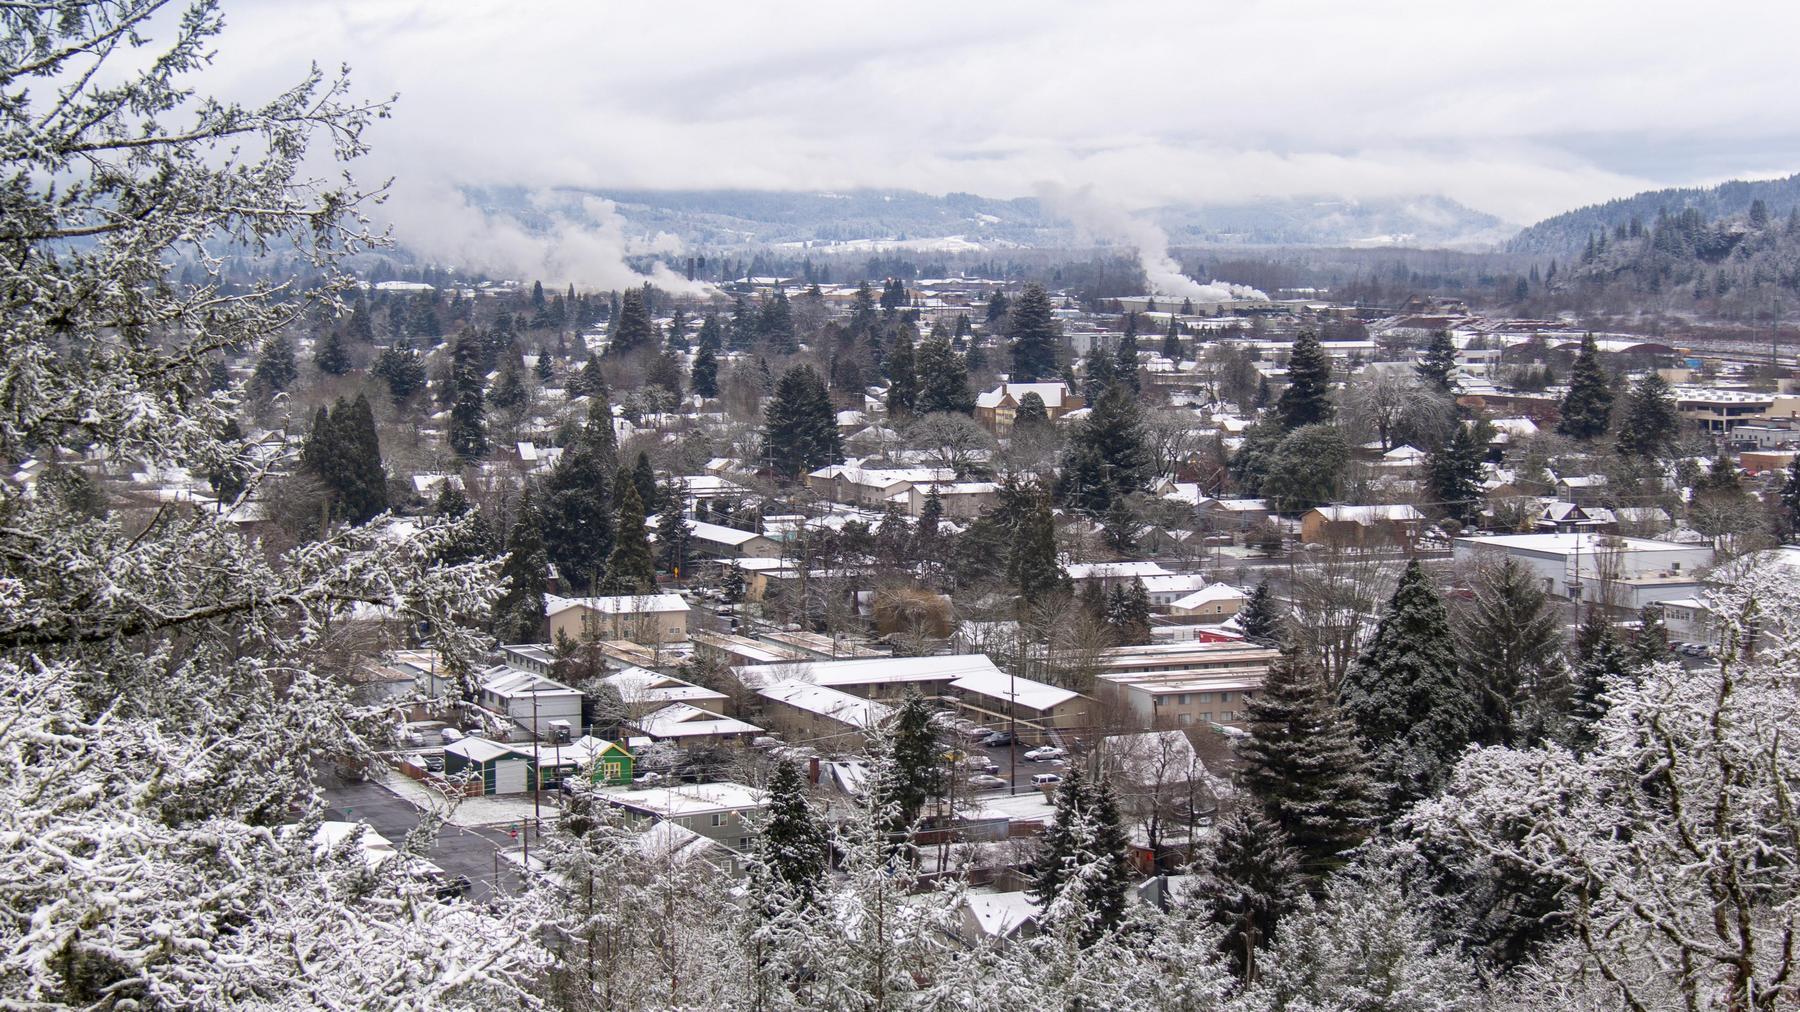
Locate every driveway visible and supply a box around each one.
[320,776,547,903]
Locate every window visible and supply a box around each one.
[710,813,725,828]
[1178,713,1194,727]
[1176,693,1190,705]
[1196,692,1213,703]
[1199,712,1213,723]
[740,837,752,850]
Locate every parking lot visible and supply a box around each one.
[320,775,535,903]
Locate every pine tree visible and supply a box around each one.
[758,288,796,352]
[1239,649,1374,880]
[335,393,388,524]
[750,759,829,914]
[448,331,488,460]
[917,486,943,539]
[689,342,719,399]
[596,479,655,595]
[609,288,655,355]
[1061,384,1152,514]
[535,348,554,383]
[252,332,297,394]
[1338,559,1476,808]
[1615,371,1680,459]
[1460,556,1567,746]
[1012,391,1050,433]
[313,328,351,375]
[630,452,657,515]
[1632,603,1670,667]
[1030,764,1131,945]
[373,342,426,401]
[1780,454,1800,540]
[886,328,917,415]
[207,417,247,503]
[1426,425,1484,526]
[653,476,693,577]
[1566,610,1631,754]
[488,353,528,415]
[1193,805,1303,982]
[1556,334,1613,440]
[1161,316,1183,362]
[1416,330,1458,392]
[874,696,943,834]
[762,364,842,479]
[648,353,688,402]
[1113,326,1140,393]
[1007,488,1069,605]
[1275,330,1334,431]
[540,400,616,593]
[494,490,548,643]
[1009,283,1059,382]
[1101,498,1140,556]
[914,331,973,414]
[1238,583,1283,646]
[1081,341,1117,404]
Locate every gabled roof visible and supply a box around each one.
[477,664,582,700]
[1308,504,1425,524]
[756,679,894,728]
[1169,583,1248,610]
[630,703,762,739]
[545,593,689,616]
[975,381,1072,410]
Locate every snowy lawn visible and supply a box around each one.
[377,771,558,828]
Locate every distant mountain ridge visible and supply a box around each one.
[1509,173,1800,256]
[465,186,1514,251]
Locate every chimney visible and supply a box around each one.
[808,756,821,785]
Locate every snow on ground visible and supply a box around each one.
[377,772,550,828]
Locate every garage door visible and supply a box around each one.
[493,759,527,795]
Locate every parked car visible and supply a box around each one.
[960,755,999,774]
[1023,746,1067,762]
[968,774,1007,790]
[982,731,1014,748]
[432,874,473,901]
[423,754,444,773]
[1031,773,1063,788]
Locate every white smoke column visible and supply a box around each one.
[1037,182,1267,301]
[384,180,716,296]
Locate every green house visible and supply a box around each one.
[443,737,536,795]
[576,736,634,786]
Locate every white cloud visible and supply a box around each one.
[207,0,1800,260]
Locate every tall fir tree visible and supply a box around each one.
[1113,325,1140,393]
[749,759,829,914]
[1161,316,1183,363]
[689,341,719,399]
[1029,764,1131,945]
[758,287,796,352]
[1556,334,1613,440]
[914,331,973,414]
[1460,556,1568,746]
[608,288,655,355]
[886,328,917,415]
[1193,805,1303,982]
[1415,330,1458,392]
[1007,488,1069,605]
[1632,603,1670,667]
[1008,282,1059,382]
[493,489,548,643]
[1566,610,1631,754]
[372,341,426,402]
[1779,453,1800,540]
[313,328,351,375]
[917,485,944,540]
[448,330,488,460]
[335,393,388,524]
[762,364,842,479]
[252,332,297,394]
[1080,341,1116,404]
[540,400,616,593]
[1338,559,1477,808]
[1238,582,1283,646]
[1426,425,1484,525]
[873,696,943,834]
[653,475,693,577]
[1061,383,1152,514]
[488,353,528,415]
[1239,649,1374,880]
[1615,371,1680,459]
[1012,391,1050,433]
[1275,330,1334,431]
[596,478,655,595]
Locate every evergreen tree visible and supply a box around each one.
[1426,425,1484,525]
[1030,764,1131,945]
[1113,326,1140,393]
[1632,603,1670,667]
[1556,334,1613,440]
[874,696,943,834]
[917,485,943,540]
[540,400,617,592]
[1081,341,1117,404]
[572,354,609,402]
[758,288,796,352]
[696,312,724,352]
[750,759,829,914]
[299,395,388,524]
[488,353,528,415]
[886,328,917,415]
[1101,498,1140,556]
[252,332,297,394]
[1008,283,1059,381]
[372,342,426,402]
[1460,557,1567,746]
[448,331,488,460]
[630,451,657,515]
[1779,454,1800,539]
[1105,578,1152,645]
[313,328,351,375]
[762,365,842,479]
[1012,391,1049,433]
[729,295,756,350]
[207,417,248,503]
[346,298,374,342]
[985,290,1009,324]
[1193,805,1303,982]
[1275,330,1334,431]
[596,479,655,595]
[1239,649,1375,880]
[609,288,655,355]
[534,348,554,383]
[1238,583,1283,646]
[1415,330,1458,392]
[1338,560,1476,808]
[689,342,719,399]
[1615,371,1680,459]
[431,480,494,566]
[1566,610,1631,754]
[914,331,973,414]
[1007,488,1069,604]
[1161,317,1183,362]
[653,476,693,577]
[493,489,548,643]
[1060,384,1152,514]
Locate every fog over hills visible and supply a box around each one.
[1509,172,1800,256]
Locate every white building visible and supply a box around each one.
[1452,533,1713,610]
[475,664,584,738]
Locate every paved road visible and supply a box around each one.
[319,776,536,903]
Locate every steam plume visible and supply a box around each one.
[1037,182,1267,302]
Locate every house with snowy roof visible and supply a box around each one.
[1299,504,1425,547]
[973,381,1083,434]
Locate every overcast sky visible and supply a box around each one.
[196,0,1800,283]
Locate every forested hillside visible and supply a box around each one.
[1509,172,1800,255]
